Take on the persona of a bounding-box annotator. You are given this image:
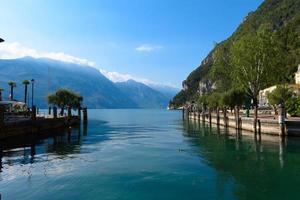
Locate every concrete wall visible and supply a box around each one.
[187,112,281,136]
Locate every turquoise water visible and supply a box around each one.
[1,109,300,200]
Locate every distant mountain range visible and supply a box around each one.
[0,57,179,108]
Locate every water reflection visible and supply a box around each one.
[0,122,88,173]
[183,120,300,200]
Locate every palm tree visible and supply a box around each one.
[0,88,4,101]
[22,80,30,104]
[8,81,16,101]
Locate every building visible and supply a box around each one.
[259,64,300,107]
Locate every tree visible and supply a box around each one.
[267,85,294,115]
[0,88,4,101]
[286,96,300,117]
[8,81,16,101]
[22,80,30,104]
[230,26,284,131]
[210,43,232,91]
[48,89,83,116]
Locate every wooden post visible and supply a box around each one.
[53,106,57,119]
[67,107,72,121]
[182,107,185,120]
[0,105,4,127]
[216,107,220,126]
[278,104,286,136]
[31,106,36,120]
[202,109,205,123]
[78,106,81,120]
[209,108,212,125]
[257,119,261,135]
[238,117,242,130]
[83,107,88,124]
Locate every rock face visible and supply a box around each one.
[172,0,300,107]
[0,57,176,108]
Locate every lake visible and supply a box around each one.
[0,109,300,200]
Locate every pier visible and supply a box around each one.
[0,106,88,139]
[183,105,300,136]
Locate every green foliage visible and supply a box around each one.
[8,81,16,87]
[230,26,284,101]
[286,96,300,117]
[220,89,246,109]
[22,80,30,85]
[172,0,300,107]
[48,89,83,109]
[197,94,208,107]
[206,92,222,108]
[210,43,232,91]
[267,85,294,106]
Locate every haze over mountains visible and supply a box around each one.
[0,57,179,108]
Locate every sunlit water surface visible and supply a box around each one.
[1,109,300,200]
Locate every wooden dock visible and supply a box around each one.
[0,107,88,139]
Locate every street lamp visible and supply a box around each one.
[31,79,35,108]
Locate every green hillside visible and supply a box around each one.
[172,0,300,107]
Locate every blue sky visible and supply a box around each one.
[0,0,263,88]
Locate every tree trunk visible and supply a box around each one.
[24,85,28,104]
[10,86,13,100]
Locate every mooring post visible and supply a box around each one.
[0,105,4,127]
[78,106,82,121]
[31,106,36,120]
[257,119,261,135]
[202,109,205,123]
[238,117,242,130]
[278,104,286,136]
[53,106,57,119]
[182,107,185,120]
[67,106,72,122]
[209,109,212,125]
[83,107,88,124]
[186,106,190,121]
[216,107,220,126]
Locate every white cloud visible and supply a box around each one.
[135,44,163,52]
[100,69,179,89]
[0,42,95,66]
[100,69,154,84]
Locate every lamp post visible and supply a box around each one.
[31,79,35,108]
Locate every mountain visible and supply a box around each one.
[115,80,170,108]
[172,0,300,107]
[0,57,137,108]
[147,83,180,100]
[0,57,174,108]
